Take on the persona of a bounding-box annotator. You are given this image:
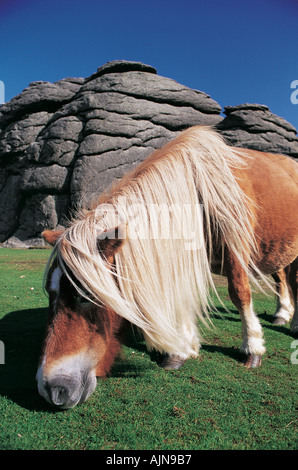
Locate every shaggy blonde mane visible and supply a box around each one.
[48,126,261,358]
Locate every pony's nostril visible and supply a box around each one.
[50,385,69,407]
[46,376,76,407]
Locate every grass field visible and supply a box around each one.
[0,247,297,450]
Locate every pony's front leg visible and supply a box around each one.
[225,252,265,368]
[160,355,188,370]
[158,322,200,370]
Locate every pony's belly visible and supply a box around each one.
[255,236,298,275]
[211,243,298,277]
[256,251,298,275]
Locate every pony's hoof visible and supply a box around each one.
[244,354,262,368]
[273,317,287,326]
[160,355,186,370]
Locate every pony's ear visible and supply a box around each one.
[97,223,127,259]
[42,229,65,246]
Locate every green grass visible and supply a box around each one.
[0,248,297,450]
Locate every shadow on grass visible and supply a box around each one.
[258,311,294,337]
[0,307,160,411]
[203,345,245,364]
[213,307,293,337]
[108,324,165,378]
[0,307,54,411]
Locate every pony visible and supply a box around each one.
[37,125,298,408]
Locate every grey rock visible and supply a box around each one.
[0,174,23,241]
[20,165,70,193]
[85,60,157,82]
[37,115,83,166]
[1,236,47,248]
[217,103,298,158]
[82,71,222,114]
[71,146,155,206]
[14,194,58,240]
[1,236,29,248]
[0,61,297,246]
[0,78,83,128]
[0,111,51,158]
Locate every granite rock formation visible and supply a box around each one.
[0,60,297,247]
[218,103,298,158]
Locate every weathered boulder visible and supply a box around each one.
[217,103,298,158]
[0,78,84,128]
[0,60,297,247]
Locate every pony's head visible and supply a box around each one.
[37,227,127,409]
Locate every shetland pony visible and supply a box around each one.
[37,126,298,408]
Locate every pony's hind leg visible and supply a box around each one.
[272,268,295,326]
[225,252,265,368]
[289,258,298,336]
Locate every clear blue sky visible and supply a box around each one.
[0,0,297,129]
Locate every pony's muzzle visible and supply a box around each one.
[46,376,78,408]
[37,368,97,409]
[43,374,96,409]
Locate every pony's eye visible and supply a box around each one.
[75,293,91,304]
